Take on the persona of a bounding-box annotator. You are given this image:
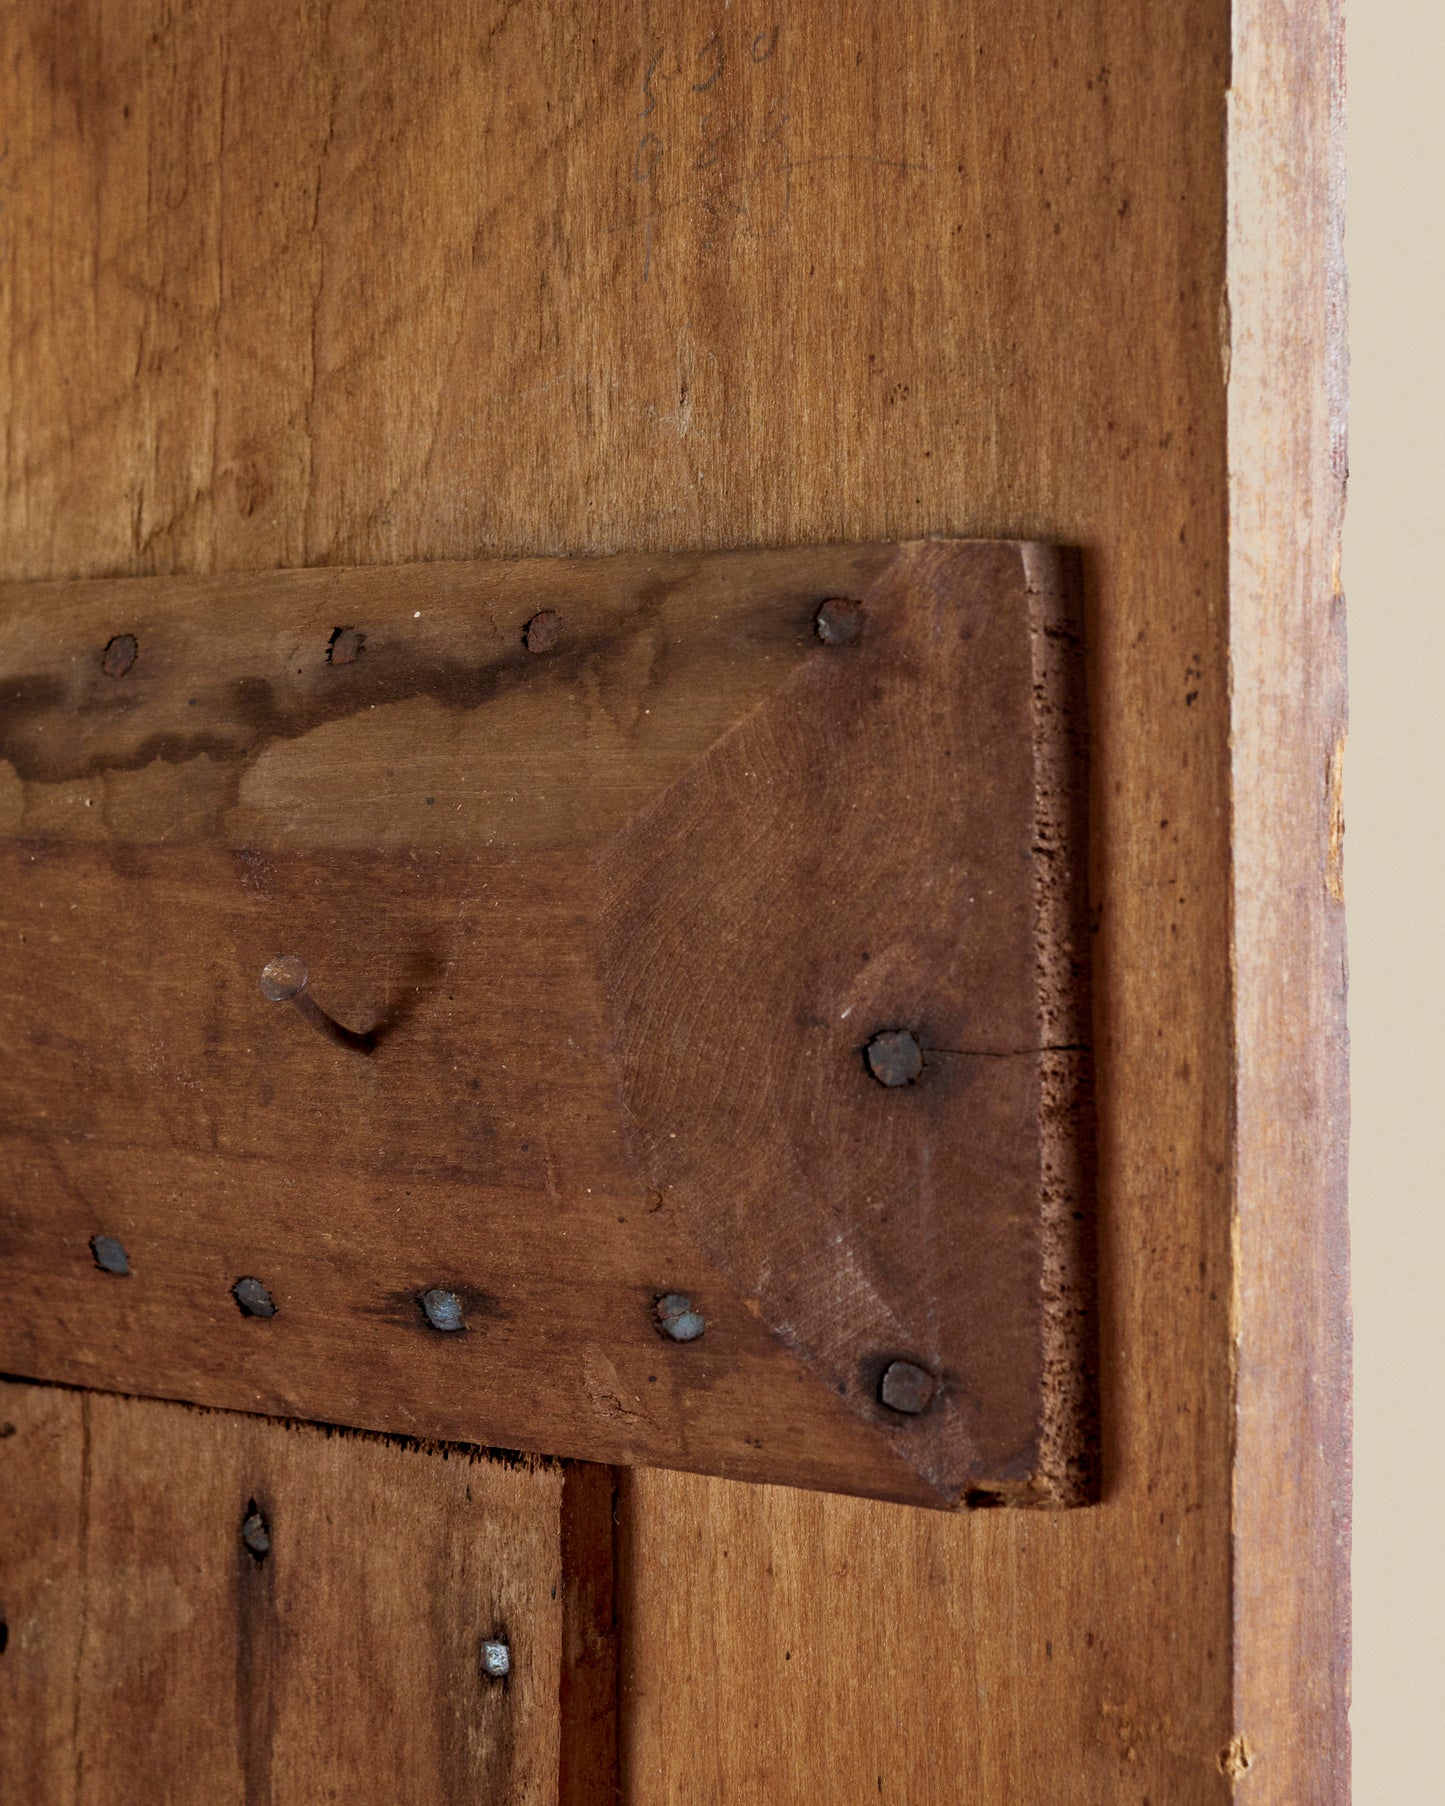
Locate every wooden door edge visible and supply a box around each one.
[1228,1,1351,1798]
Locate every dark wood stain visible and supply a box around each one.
[235,1490,280,1806]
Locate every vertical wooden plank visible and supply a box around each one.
[1228,2,1351,1798]
[0,1380,613,1803]
[609,5,1242,1801]
[0,1386,86,1804]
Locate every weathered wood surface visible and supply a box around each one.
[0,1378,617,1804]
[0,538,1093,1508]
[0,1,1347,1801]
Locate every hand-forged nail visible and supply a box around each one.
[259,955,374,1053]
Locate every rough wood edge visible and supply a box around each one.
[0,1367,548,1461]
[1021,543,1099,1510]
[1227,1,1351,1797]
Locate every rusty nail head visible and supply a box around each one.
[480,1638,511,1679]
[865,1029,924,1087]
[327,626,366,665]
[421,1287,465,1332]
[233,1276,277,1319]
[524,610,561,654]
[656,1292,705,1342]
[879,1360,937,1415]
[90,1234,129,1275]
[241,1506,271,1559]
[815,599,863,646]
[102,634,138,679]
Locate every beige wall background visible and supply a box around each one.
[1345,4,1444,1798]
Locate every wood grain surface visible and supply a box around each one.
[0,537,1092,1507]
[1228,1,1351,1797]
[0,1377,617,1804]
[0,2,1347,1801]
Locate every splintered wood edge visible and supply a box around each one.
[1019,542,1097,1508]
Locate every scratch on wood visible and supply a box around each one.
[1327,728,1345,902]
[1218,1732,1254,1783]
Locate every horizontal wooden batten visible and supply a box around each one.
[0,538,1093,1507]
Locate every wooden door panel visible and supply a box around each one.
[0,1379,617,1804]
[0,1,1348,1801]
